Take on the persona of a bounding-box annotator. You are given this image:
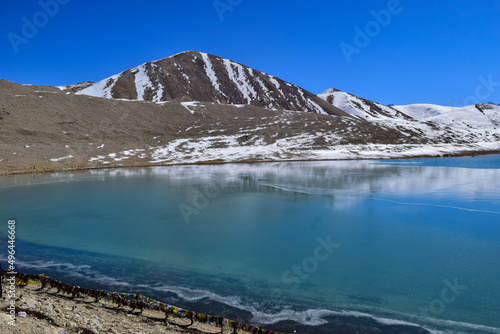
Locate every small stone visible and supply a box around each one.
[89,318,103,330]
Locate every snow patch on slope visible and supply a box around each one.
[319,89,400,119]
[394,104,500,132]
[319,90,367,118]
[50,155,74,162]
[77,74,121,99]
[147,135,500,165]
[181,101,205,114]
[133,64,153,101]
[223,59,257,103]
[269,76,280,90]
[200,52,225,98]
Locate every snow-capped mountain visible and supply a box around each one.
[319,88,500,143]
[76,51,347,116]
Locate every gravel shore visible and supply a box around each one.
[0,280,224,334]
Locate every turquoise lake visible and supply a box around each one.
[1,155,500,333]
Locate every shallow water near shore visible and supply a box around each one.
[1,155,500,333]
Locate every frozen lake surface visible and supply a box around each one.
[1,155,500,333]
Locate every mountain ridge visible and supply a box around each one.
[74,51,348,117]
[1,51,499,175]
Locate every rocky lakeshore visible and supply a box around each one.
[0,279,230,334]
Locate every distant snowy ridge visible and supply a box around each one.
[77,51,346,116]
[319,88,500,144]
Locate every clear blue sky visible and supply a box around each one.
[1,0,499,106]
